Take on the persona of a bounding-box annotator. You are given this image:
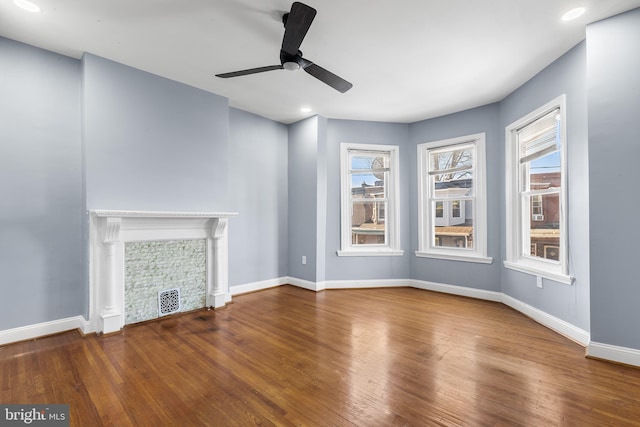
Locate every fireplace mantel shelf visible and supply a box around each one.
[90,210,238,219]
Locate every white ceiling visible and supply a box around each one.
[2,0,640,124]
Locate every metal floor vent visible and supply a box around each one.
[158,288,181,316]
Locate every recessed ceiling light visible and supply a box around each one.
[13,0,41,12]
[300,107,312,113]
[562,7,585,21]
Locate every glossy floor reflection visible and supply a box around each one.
[2,286,640,426]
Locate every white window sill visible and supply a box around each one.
[415,251,493,264]
[503,261,574,285]
[337,249,405,257]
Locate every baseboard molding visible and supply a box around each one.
[587,342,640,367]
[230,277,286,296]
[501,294,590,346]
[287,276,324,292]
[326,278,408,290]
[229,276,325,294]
[0,316,88,346]
[409,279,503,302]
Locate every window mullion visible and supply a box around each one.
[522,188,559,197]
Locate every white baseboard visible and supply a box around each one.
[230,277,286,296]
[326,278,408,289]
[501,294,590,346]
[287,276,324,291]
[229,276,325,295]
[409,279,503,302]
[587,341,640,367]
[0,316,88,346]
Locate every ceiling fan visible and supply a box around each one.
[215,2,353,93]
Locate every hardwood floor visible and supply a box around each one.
[2,285,640,426]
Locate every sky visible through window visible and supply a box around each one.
[529,116,561,173]
[351,156,380,187]
[531,151,560,173]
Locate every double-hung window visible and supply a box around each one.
[416,133,491,263]
[504,94,572,284]
[339,143,402,256]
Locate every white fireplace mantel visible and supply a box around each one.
[89,210,238,334]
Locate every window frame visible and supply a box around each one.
[504,94,573,284]
[338,143,403,257]
[416,133,492,264]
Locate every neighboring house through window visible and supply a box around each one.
[339,143,402,256]
[416,133,491,263]
[504,94,572,284]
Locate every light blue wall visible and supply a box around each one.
[587,8,640,348]
[228,108,288,287]
[82,53,229,212]
[287,117,320,282]
[324,120,411,281]
[0,38,84,329]
[315,116,328,283]
[409,104,502,291]
[499,42,590,331]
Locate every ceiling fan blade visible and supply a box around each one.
[281,2,317,56]
[303,62,353,93]
[216,65,283,78]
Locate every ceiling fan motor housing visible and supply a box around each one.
[280,49,306,71]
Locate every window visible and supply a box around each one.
[339,143,402,256]
[452,200,461,218]
[531,195,543,221]
[504,94,572,284]
[416,133,491,263]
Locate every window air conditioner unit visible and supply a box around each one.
[532,214,544,221]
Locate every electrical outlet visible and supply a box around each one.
[536,276,543,288]
[302,255,307,265]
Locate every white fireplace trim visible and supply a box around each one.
[89,210,238,334]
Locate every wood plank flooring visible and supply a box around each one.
[2,285,640,426]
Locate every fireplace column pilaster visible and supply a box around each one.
[101,217,122,334]
[208,218,229,308]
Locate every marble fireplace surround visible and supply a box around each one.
[89,210,238,334]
